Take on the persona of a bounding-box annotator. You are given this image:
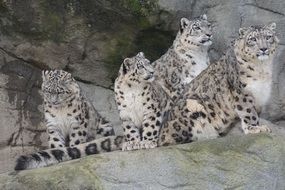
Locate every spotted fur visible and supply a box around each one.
[159,23,278,145]
[114,52,171,150]
[14,52,170,170]
[15,23,278,171]
[154,14,212,102]
[15,136,123,170]
[41,70,114,148]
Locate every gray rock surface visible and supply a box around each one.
[0,0,285,176]
[79,82,122,135]
[0,134,284,190]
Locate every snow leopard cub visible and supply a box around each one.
[42,70,114,148]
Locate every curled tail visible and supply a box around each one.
[15,135,124,171]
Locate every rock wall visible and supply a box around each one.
[0,0,285,173]
[0,134,284,190]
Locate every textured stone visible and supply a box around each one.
[0,0,173,87]
[0,134,284,190]
[0,147,39,175]
[79,82,122,135]
[0,49,46,173]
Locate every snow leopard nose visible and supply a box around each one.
[260,48,268,53]
[206,33,212,38]
[50,94,59,103]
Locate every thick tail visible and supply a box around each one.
[15,135,124,171]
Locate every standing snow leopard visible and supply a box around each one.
[154,14,212,102]
[14,23,278,171]
[42,70,114,148]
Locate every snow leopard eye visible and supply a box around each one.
[137,62,144,69]
[193,24,201,30]
[249,37,256,42]
[247,36,257,46]
[266,35,273,41]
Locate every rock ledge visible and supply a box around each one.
[0,134,284,190]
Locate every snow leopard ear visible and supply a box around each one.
[42,70,50,81]
[239,27,249,37]
[266,22,276,32]
[200,14,207,20]
[180,18,190,33]
[137,52,145,58]
[122,58,132,75]
[63,71,73,81]
[66,73,72,79]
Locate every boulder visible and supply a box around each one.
[0,134,284,190]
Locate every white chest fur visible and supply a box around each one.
[45,107,79,134]
[119,86,146,127]
[245,79,272,107]
[244,63,273,107]
[188,54,208,81]
[182,51,209,84]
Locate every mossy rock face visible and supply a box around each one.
[0,134,284,190]
[104,27,175,83]
[0,0,174,87]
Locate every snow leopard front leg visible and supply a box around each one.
[234,93,271,134]
[96,117,115,137]
[46,125,65,148]
[69,121,88,147]
[140,110,163,149]
[122,120,141,151]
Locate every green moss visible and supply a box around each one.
[134,28,175,61]
[175,133,274,156]
[0,1,9,13]
[0,2,12,36]
[120,0,158,16]
[122,0,144,15]
[173,134,277,182]
[96,0,174,82]
[103,26,174,83]
[41,13,65,42]
[103,27,137,83]
[38,0,68,43]
[0,0,174,85]
[14,157,105,190]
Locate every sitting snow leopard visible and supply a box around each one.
[14,52,170,170]
[154,14,212,101]
[41,70,114,148]
[159,23,278,145]
[114,52,171,150]
[14,23,277,170]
